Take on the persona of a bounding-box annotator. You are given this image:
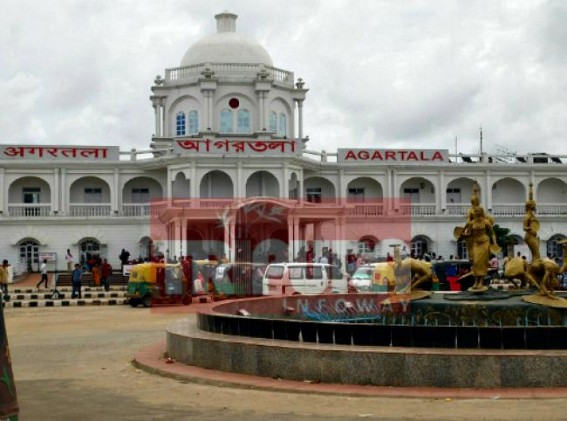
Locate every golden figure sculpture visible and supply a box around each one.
[381,245,432,304]
[523,183,540,261]
[454,182,500,291]
[392,245,434,292]
[510,183,567,308]
[559,239,567,274]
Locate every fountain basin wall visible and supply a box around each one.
[166,294,567,388]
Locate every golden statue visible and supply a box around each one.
[523,183,540,261]
[381,245,432,304]
[454,181,500,291]
[510,183,567,308]
[559,239,567,274]
[392,245,433,293]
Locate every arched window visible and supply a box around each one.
[176,112,186,136]
[457,239,468,260]
[139,237,153,260]
[547,234,566,261]
[188,110,199,135]
[269,111,277,132]
[237,109,250,133]
[278,113,286,137]
[411,236,429,259]
[79,239,101,268]
[358,236,377,254]
[220,109,233,133]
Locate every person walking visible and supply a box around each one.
[0,260,9,296]
[100,259,112,292]
[36,259,49,290]
[71,263,82,299]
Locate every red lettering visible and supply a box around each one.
[345,150,357,160]
[358,150,369,160]
[432,151,444,161]
[371,150,383,160]
[407,151,418,160]
[385,151,396,160]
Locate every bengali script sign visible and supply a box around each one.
[1,145,120,161]
[338,148,449,164]
[175,138,300,156]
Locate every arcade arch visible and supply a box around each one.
[200,170,233,198]
[246,171,279,198]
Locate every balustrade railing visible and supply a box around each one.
[399,203,436,216]
[536,204,567,216]
[165,63,293,84]
[491,204,525,216]
[122,204,152,217]
[4,200,567,218]
[69,204,111,217]
[445,204,469,215]
[346,204,384,216]
[8,204,51,217]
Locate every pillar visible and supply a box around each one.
[297,100,304,141]
[53,168,59,214]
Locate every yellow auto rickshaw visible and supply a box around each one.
[126,262,191,307]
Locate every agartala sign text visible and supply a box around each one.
[337,148,449,163]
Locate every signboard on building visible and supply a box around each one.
[38,252,57,263]
[337,148,449,164]
[1,145,120,161]
[175,138,300,157]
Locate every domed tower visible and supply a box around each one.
[150,12,308,151]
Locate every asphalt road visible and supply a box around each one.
[4,305,567,421]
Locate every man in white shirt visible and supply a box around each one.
[36,259,49,290]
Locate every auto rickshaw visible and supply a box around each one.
[213,262,267,298]
[191,259,218,297]
[126,262,191,307]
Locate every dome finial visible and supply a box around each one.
[215,11,238,33]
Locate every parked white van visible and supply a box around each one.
[262,263,348,295]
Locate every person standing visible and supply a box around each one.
[100,259,112,292]
[119,249,131,274]
[91,262,101,287]
[36,259,49,290]
[181,256,193,298]
[71,263,82,299]
[65,249,74,272]
[0,260,9,296]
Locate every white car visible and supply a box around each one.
[262,262,347,295]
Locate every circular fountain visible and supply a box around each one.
[166,183,567,388]
[166,292,567,388]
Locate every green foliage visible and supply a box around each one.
[493,224,516,256]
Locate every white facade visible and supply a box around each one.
[1,12,566,272]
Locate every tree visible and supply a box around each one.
[493,224,516,256]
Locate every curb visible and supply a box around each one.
[3,298,127,308]
[133,341,567,399]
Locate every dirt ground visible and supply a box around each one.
[4,304,567,421]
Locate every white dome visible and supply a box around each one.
[180,12,273,67]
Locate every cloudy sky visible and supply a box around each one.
[2,0,567,156]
